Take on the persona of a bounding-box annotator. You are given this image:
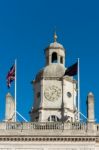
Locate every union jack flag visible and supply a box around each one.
[7,65,15,88]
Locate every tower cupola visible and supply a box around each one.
[45,33,66,66]
[30,33,77,123]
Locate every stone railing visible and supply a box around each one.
[0,122,87,131]
[6,122,63,130]
[69,122,87,130]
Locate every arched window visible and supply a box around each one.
[52,52,57,63]
[48,115,59,122]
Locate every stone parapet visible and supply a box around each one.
[0,122,98,137]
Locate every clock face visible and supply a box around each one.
[44,85,61,101]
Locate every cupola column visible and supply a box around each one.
[58,55,60,64]
[49,54,52,65]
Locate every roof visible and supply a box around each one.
[35,64,66,80]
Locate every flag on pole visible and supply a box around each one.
[64,62,78,76]
[6,65,15,88]
[64,60,80,121]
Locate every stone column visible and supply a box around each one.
[5,93,15,122]
[87,92,95,123]
[63,56,65,66]
[49,54,51,65]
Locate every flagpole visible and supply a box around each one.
[15,59,17,122]
[78,58,80,121]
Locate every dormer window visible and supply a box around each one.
[52,52,57,63]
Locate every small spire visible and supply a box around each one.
[54,32,58,42]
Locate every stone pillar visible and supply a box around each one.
[5,93,15,122]
[63,56,65,66]
[58,55,60,64]
[48,54,51,65]
[87,92,95,123]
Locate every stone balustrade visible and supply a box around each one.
[6,122,63,130]
[0,122,87,131]
[0,122,98,134]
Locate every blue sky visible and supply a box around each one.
[0,0,99,122]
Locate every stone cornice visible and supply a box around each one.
[45,46,65,51]
[31,107,62,113]
[32,75,77,84]
[63,76,77,84]
[31,107,76,114]
[0,136,96,142]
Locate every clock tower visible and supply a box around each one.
[30,33,77,122]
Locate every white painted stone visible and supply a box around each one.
[5,93,15,122]
[2,35,98,149]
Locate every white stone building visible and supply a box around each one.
[30,33,77,123]
[1,33,99,150]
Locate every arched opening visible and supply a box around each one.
[52,52,58,63]
[48,115,59,122]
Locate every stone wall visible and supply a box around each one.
[0,122,98,149]
[0,141,96,150]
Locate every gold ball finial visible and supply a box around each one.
[54,32,58,42]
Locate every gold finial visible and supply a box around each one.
[54,32,58,42]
